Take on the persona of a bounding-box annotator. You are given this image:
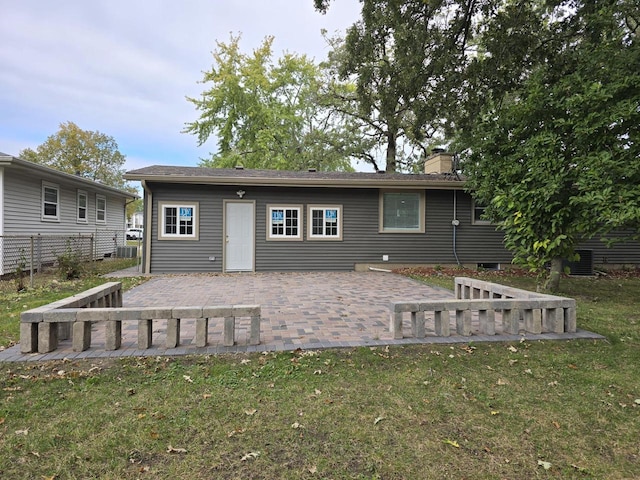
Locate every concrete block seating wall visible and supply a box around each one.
[19,282,261,353]
[389,277,577,339]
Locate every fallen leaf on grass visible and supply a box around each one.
[41,476,56,480]
[241,451,260,461]
[245,409,257,416]
[291,422,303,429]
[490,411,500,416]
[443,439,460,448]
[508,345,518,353]
[374,417,385,425]
[227,428,246,438]
[552,421,560,429]
[496,379,508,386]
[537,460,552,470]
[634,399,640,405]
[15,428,29,435]
[314,389,322,396]
[308,465,318,474]
[183,375,193,383]
[203,393,212,399]
[166,445,187,454]
[240,359,251,365]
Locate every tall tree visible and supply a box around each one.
[184,34,363,171]
[317,0,485,172]
[460,0,640,291]
[20,121,130,190]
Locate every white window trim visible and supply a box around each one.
[472,200,492,225]
[77,190,88,223]
[158,202,199,240]
[379,190,425,233]
[267,204,302,241]
[42,182,60,222]
[307,205,343,241]
[95,194,107,224]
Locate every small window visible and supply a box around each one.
[308,205,342,240]
[96,195,107,224]
[77,190,88,223]
[159,202,199,240]
[472,200,492,225]
[267,205,302,240]
[42,182,59,221]
[379,191,425,233]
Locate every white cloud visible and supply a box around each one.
[0,0,360,169]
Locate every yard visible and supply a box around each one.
[0,265,639,479]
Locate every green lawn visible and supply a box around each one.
[1,268,639,479]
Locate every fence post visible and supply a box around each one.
[30,236,35,288]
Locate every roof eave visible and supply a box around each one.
[123,174,466,190]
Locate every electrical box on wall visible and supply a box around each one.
[208,256,216,261]
[382,255,389,261]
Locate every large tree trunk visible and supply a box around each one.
[543,257,563,293]
[385,131,397,172]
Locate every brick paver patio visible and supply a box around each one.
[0,271,603,362]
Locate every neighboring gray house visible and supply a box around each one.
[0,152,137,275]
[125,152,640,275]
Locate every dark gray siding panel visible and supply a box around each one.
[149,184,224,273]
[146,182,640,273]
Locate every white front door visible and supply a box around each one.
[225,201,255,272]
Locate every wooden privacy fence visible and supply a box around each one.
[390,276,576,339]
[20,282,261,354]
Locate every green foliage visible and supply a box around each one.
[14,249,27,292]
[19,121,134,192]
[184,34,359,172]
[56,242,85,280]
[459,0,640,289]
[319,0,487,172]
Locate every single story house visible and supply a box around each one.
[0,152,137,275]
[125,153,640,275]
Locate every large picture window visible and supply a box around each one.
[308,205,342,240]
[42,182,59,221]
[379,191,425,233]
[267,205,302,240]
[159,202,199,240]
[77,190,88,223]
[96,195,107,224]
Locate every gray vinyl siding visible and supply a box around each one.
[147,182,640,273]
[3,166,127,236]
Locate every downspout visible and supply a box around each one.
[141,180,152,274]
[452,190,461,266]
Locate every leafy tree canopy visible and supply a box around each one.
[184,34,364,171]
[459,0,639,291]
[19,121,132,191]
[318,0,487,172]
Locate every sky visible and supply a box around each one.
[0,0,362,173]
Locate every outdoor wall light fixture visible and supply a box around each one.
[236,189,246,198]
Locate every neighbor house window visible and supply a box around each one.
[308,205,342,240]
[96,195,106,224]
[42,182,59,221]
[159,202,199,240]
[77,190,88,223]
[379,191,425,233]
[267,205,302,240]
[472,200,492,225]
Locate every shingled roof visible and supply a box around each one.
[124,165,465,190]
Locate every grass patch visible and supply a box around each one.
[0,258,146,347]
[0,271,639,478]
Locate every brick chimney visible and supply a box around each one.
[424,150,453,174]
